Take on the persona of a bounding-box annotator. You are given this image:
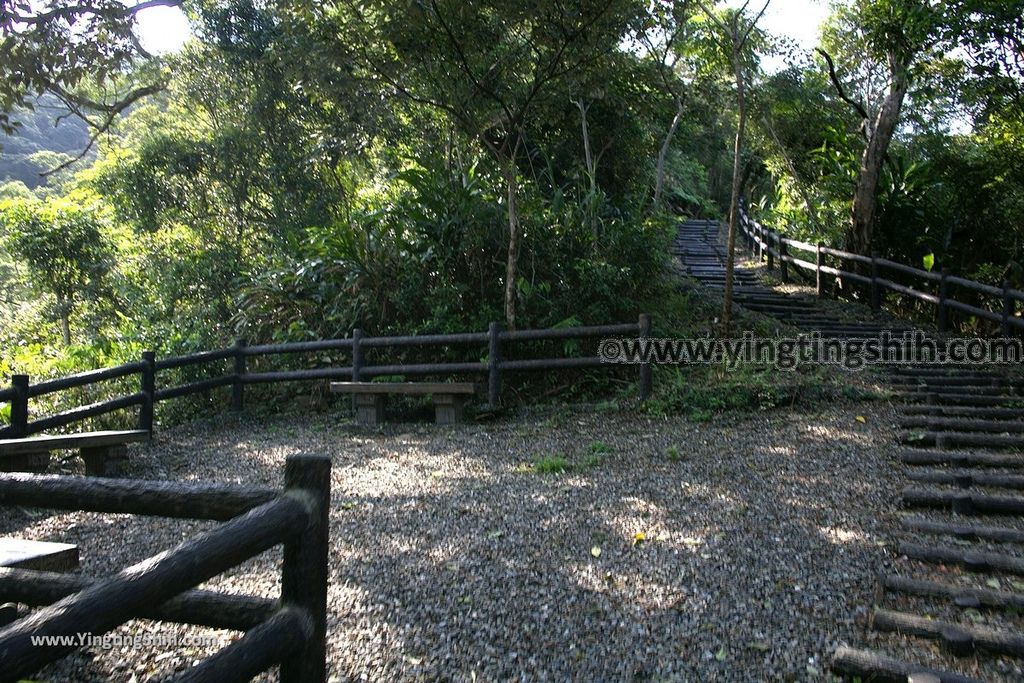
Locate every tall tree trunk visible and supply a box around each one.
[504,156,521,329]
[848,65,909,256]
[654,97,685,210]
[722,47,747,334]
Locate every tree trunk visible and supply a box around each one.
[722,47,747,334]
[654,97,685,210]
[503,157,521,330]
[848,64,909,256]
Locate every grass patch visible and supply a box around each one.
[533,455,572,474]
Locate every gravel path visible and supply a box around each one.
[1,401,902,682]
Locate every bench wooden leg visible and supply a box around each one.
[434,394,465,425]
[1,451,50,473]
[354,394,385,425]
[81,444,129,477]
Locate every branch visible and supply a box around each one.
[695,0,727,35]
[737,0,771,50]
[816,47,869,121]
[428,0,515,126]
[3,0,182,27]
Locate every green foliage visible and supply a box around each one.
[0,196,114,344]
[533,455,571,475]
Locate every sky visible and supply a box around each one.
[135,1,833,57]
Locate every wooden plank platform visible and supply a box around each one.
[329,382,475,395]
[0,538,79,572]
[0,430,149,455]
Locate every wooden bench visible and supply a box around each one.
[0,538,79,572]
[0,430,149,476]
[0,538,80,625]
[330,382,476,425]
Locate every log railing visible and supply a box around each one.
[737,208,1024,335]
[0,317,653,438]
[0,453,331,683]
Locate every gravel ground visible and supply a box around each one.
[1,401,903,682]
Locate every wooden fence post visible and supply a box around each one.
[638,314,652,402]
[780,240,789,284]
[280,454,331,683]
[139,351,156,436]
[487,322,503,407]
[815,242,824,299]
[870,254,881,311]
[350,329,364,413]
[1002,280,1014,337]
[232,339,247,412]
[766,230,774,271]
[10,375,28,438]
[937,270,949,334]
[351,329,363,382]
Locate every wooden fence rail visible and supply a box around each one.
[0,317,652,439]
[0,453,331,683]
[736,208,1024,335]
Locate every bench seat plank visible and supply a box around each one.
[0,430,149,456]
[0,538,79,572]
[329,382,475,396]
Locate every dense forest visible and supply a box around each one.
[0,0,1021,390]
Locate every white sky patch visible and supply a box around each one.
[135,4,191,55]
[750,0,832,72]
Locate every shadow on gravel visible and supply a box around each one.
[4,405,901,681]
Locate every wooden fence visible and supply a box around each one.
[737,209,1024,335]
[0,453,330,682]
[0,317,653,438]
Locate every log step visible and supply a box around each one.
[881,574,1024,611]
[902,393,1024,407]
[831,645,983,683]
[871,607,1024,658]
[901,448,1024,469]
[901,516,1024,544]
[900,418,1024,434]
[899,541,1024,576]
[903,486,1024,515]
[894,367,1006,379]
[905,469,1024,490]
[902,405,1024,421]
[901,431,1024,450]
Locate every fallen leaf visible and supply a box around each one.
[986,578,1001,589]
[714,646,727,661]
[633,532,646,546]
[591,546,602,558]
[855,415,867,423]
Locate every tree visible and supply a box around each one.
[333,0,640,328]
[696,0,769,332]
[631,0,696,210]
[816,0,939,255]
[0,197,113,345]
[0,0,180,167]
